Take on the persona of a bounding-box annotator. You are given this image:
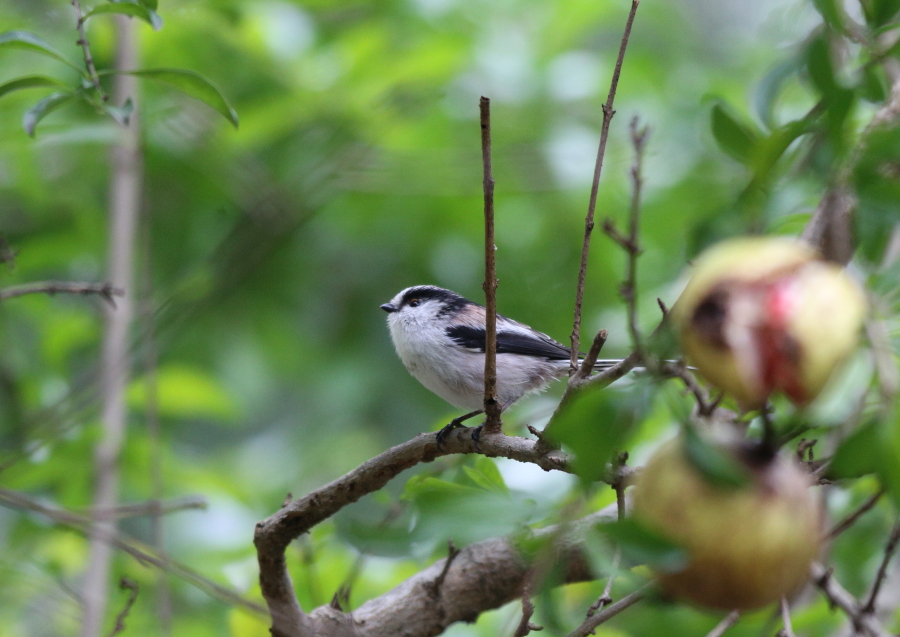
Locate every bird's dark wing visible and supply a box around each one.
[446,325,572,360]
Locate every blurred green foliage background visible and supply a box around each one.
[0,0,898,635]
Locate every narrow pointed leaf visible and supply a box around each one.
[811,0,844,30]
[103,68,238,127]
[23,92,76,137]
[711,103,760,164]
[102,98,134,126]
[138,0,159,9]
[0,76,72,101]
[84,3,163,31]
[0,31,86,75]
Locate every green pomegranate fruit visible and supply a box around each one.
[671,237,866,409]
[632,436,822,610]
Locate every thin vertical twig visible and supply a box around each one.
[626,119,647,353]
[511,579,541,637]
[71,0,107,100]
[862,519,900,614]
[140,210,171,634]
[778,597,795,637]
[480,96,501,433]
[603,117,649,358]
[105,578,139,637]
[587,453,628,617]
[569,0,640,372]
[81,15,141,637]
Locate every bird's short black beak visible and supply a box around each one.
[380,303,397,313]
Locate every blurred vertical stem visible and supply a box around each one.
[81,15,142,637]
[141,208,171,633]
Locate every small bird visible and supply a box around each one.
[381,285,621,443]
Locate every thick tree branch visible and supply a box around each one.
[254,431,637,635]
[569,0,640,371]
[302,505,621,637]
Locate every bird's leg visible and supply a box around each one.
[436,409,483,451]
[469,399,513,448]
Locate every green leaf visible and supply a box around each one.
[811,0,845,31]
[0,31,85,75]
[138,0,159,10]
[128,365,240,421]
[84,3,163,31]
[753,58,801,127]
[806,36,855,149]
[862,0,900,27]
[683,427,752,489]
[463,456,509,494]
[404,476,534,546]
[859,64,888,103]
[23,92,76,137]
[598,518,688,572]
[852,126,900,262]
[544,380,655,483]
[0,76,72,101]
[807,36,840,96]
[334,511,416,558]
[102,68,238,127]
[102,97,134,126]
[711,102,760,164]
[830,420,881,479]
[830,414,900,507]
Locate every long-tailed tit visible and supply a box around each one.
[381,285,622,442]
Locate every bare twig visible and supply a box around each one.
[71,0,107,100]
[778,597,795,637]
[565,585,648,637]
[0,281,124,306]
[618,117,649,356]
[480,96,501,433]
[140,204,171,635]
[862,518,900,614]
[0,488,205,521]
[661,361,714,415]
[587,453,628,617]
[86,496,207,520]
[827,489,886,540]
[512,579,542,637]
[82,16,142,636]
[577,329,608,379]
[0,486,265,615]
[810,563,892,637]
[656,297,668,316]
[428,539,461,597]
[569,0,640,371]
[106,578,139,637]
[705,610,740,637]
